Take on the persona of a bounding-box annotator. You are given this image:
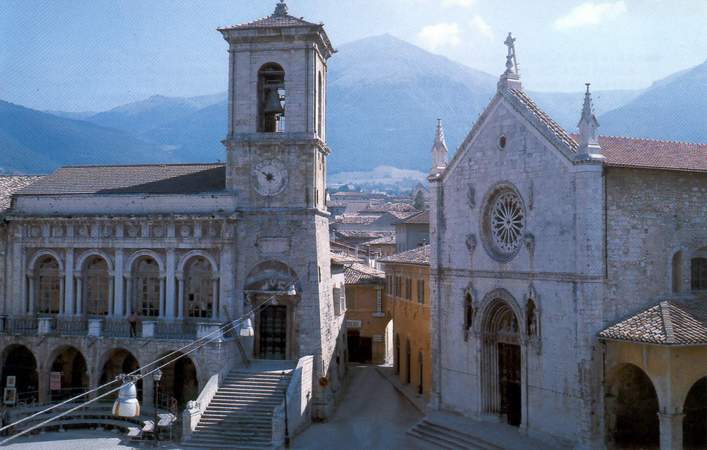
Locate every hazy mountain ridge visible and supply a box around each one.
[2,34,702,175]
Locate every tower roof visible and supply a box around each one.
[219,1,321,31]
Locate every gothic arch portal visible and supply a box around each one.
[479,292,524,427]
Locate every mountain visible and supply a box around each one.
[599,60,707,143]
[0,100,168,174]
[85,93,224,134]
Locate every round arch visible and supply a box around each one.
[75,249,114,273]
[98,348,143,401]
[244,260,300,294]
[1,344,39,404]
[477,288,523,333]
[177,250,218,274]
[155,351,199,411]
[47,345,88,401]
[683,376,707,448]
[604,363,660,448]
[125,250,165,274]
[28,249,64,274]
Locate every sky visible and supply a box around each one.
[2,0,706,112]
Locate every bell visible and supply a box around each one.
[263,88,284,115]
[112,377,140,418]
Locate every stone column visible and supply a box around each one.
[166,249,176,318]
[114,249,124,317]
[74,274,83,315]
[159,274,166,318]
[211,276,219,320]
[59,276,66,315]
[27,274,35,314]
[176,272,185,319]
[659,412,684,450]
[142,375,154,411]
[64,250,74,315]
[108,273,114,317]
[125,275,133,316]
[38,369,49,403]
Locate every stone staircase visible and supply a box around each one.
[184,360,295,449]
[407,418,505,450]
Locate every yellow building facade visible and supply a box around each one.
[343,262,387,364]
[381,245,431,400]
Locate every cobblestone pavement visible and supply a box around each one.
[293,364,431,450]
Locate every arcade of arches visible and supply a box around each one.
[0,344,199,411]
[604,342,707,450]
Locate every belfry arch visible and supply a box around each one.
[479,294,523,427]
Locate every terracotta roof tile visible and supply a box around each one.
[594,135,707,173]
[380,244,430,266]
[599,300,707,345]
[16,164,225,196]
[344,262,385,285]
[397,210,430,225]
[0,176,42,212]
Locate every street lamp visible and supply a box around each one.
[153,369,162,442]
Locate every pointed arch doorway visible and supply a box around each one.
[481,298,523,427]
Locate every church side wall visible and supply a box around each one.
[605,168,707,323]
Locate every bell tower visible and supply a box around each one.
[219,2,343,420]
[218,0,335,209]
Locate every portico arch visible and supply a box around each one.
[178,252,219,320]
[155,351,199,410]
[98,348,142,401]
[47,346,88,401]
[479,291,523,427]
[245,260,300,360]
[1,344,39,404]
[683,376,707,449]
[605,363,659,449]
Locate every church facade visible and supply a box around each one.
[429,35,707,450]
[0,0,344,423]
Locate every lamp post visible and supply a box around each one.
[153,369,162,443]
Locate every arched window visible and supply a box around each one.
[464,293,473,341]
[134,257,160,317]
[37,256,61,314]
[258,63,286,133]
[672,251,683,293]
[184,257,213,318]
[692,258,707,291]
[526,299,537,337]
[84,256,110,316]
[317,71,323,137]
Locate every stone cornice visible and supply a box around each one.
[434,267,605,283]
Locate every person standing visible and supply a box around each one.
[128,311,139,337]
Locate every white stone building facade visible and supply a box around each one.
[0,1,344,423]
[429,35,707,450]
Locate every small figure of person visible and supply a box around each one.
[128,310,139,337]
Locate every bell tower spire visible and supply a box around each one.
[576,83,604,161]
[498,32,522,91]
[431,119,449,175]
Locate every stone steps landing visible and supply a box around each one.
[407,419,505,450]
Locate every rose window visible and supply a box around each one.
[482,187,526,261]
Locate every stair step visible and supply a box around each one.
[408,420,504,450]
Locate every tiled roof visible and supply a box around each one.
[360,202,418,214]
[16,164,225,196]
[0,176,42,212]
[599,300,707,345]
[331,252,360,266]
[344,262,385,285]
[334,230,394,240]
[335,215,378,225]
[219,1,320,31]
[380,244,431,266]
[387,210,420,220]
[397,210,430,225]
[364,235,396,246]
[592,136,707,173]
[506,88,579,151]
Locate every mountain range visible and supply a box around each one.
[1,34,705,175]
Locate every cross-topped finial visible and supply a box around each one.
[273,0,288,17]
[503,32,519,77]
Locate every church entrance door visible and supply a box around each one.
[498,343,521,426]
[258,304,287,360]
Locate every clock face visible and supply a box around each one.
[253,159,288,196]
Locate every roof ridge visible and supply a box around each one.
[660,301,675,344]
[59,162,225,169]
[598,134,707,147]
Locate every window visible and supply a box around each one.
[333,286,345,315]
[317,72,323,137]
[395,276,402,298]
[258,63,286,133]
[185,257,214,318]
[673,251,683,293]
[84,256,109,316]
[37,256,61,314]
[404,278,412,300]
[134,257,160,317]
[417,279,425,304]
[386,275,393,295]
[375,288,383,314]
[483,186,526,262]
[692,258,707,291]
[463,293,473,341]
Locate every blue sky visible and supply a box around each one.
[2,0,706,112]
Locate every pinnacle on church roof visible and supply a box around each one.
[431,118,449,175]
[498,32,522,91]
[576,83,603,161]
[273,0,288,17]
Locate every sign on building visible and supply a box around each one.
[50,371,62,391]
[346,320,362,329]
